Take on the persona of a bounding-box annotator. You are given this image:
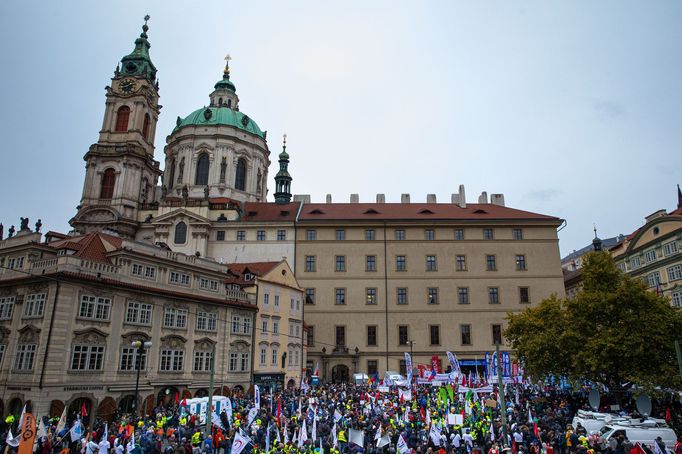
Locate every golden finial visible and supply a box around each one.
[224,54,231,77]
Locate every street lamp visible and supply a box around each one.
[132,340,152,416]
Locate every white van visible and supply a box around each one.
[599,424,677,451]
[383,371,407,386]
[572,410,628,433]
[353,373,369,385]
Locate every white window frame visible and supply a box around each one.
[646,271,661,288]
[271,348,278,366]
[199,277,219,292]
[197,311,217,332]
[644,250,657,263]
[630,256,641,269]
[163,307,188,329]
[259,348,266,365]
[667,265,682,282]
[169,271,191,286]
[663,241,679,257]
[14,343,37,371]
[160,349,184,372]
[119,347,147,371]
[71,344,105,371]
[0,297,15,320]
[23,293,46,318]
[193,350,213,372]
[672,291,682,308]
[78,295,111,321]
[125,301,152,325]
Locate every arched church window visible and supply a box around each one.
[235,158,247,191]
[168,159,176,189]
[218,97,223,106]
[100,169,116,199]
[227,99,232,108]
[174,222,187,244]
[195,154,210,186]
[115,106,130,132]
[142,113,150,140]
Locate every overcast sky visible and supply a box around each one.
[0,1,680,257]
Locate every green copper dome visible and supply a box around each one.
[214,75,236,92]
[120,17,157,83]
[173,107,265,139]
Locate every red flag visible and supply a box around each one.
[630,443,647,454]
[665,407,671,423]
[175,392,179,405]
[181,399,187,407]
[431,355,440,374]
[533,422,539,438]
[277,397,282,425]
[461,374,467,387]
[81,402,88,417]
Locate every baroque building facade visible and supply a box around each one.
[0,16,571,415]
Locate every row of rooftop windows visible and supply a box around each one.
[619,239,679,271]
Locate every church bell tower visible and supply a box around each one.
[70,16,162,238]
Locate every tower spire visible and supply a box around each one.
[592,223,603,251]
[274,134,292,204]
[119,14,157,83]
[677,184,681,209]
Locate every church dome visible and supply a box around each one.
[173,106,265,139]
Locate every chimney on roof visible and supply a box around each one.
[326,194,332,203]
[491,194,505,206]
[645,209,667,223]
[293,194,311,203]
[458,184,466,208]
[478,191,488,204]
[401,193,411,204]
[376,194,385,203]
[350,194,359,203]
[427,194,437,203]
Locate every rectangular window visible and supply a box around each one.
[306,229,317,241]
[194,350,213,372]
[488,287,500,304]
[14,344,37,371]
[672,291,682,308]
[396,255,407,271]
[71,345,105,371]
[0,297,14,320]
[169,271,191,286]
[617,262,626,271]
[79,295,111,321]
[274,295,280,307]
[454,228,465,241]
[160,349,184,372]
[125,301,152,325]
[399,360,407,376]
[23,293,46,318]
[398,325,409,345]
[457,287,469,304]
[516,254,527,271]
[425,229,435,240]
[663,241,679,256]
[486,255,497,271]
[460,324,472,345]
[426,255,437,271]
[519,287,530,303]
[305,288,315,305]
[366,255,376,272]
[492,324,502,344]
[277,230,286,241]
[0,345,5,368]
[395,229,405,241]
[272,321,278,334]
[647,271,662,288]
[305,256,316,272]
[236,230,246,241]
[196,311,217,332]
[668,265,682,282]
[335,229,346,241]
[199,277,219,291]
[367,326,377,346]
[263,293,269,306]
[430,325,440,345]
[427,287,439,304]
[456,255,467,271]
[366,288,377,305]
[243,316,252,334]
[335,255,346,272]
[257,230,266,241]
[335,326,346,347]
[483,228,494,240]
[233,316,242,333]
[216,231,225,241]
[229,353,238,371]
[119,347,147,371]
[6,257,25,270]
[367,360,378,376]
[644,249,657,263]
[512,228,523,240]
[164,307,188,328]
[335,288,346,305]
[259,348,266,365]
[397,287,408,305]
[307,326,314,346]
[262,319,268,333]
[365,229,376,241]
[630,256,641,269]
[271,348,278,366]
[240,353,249,371]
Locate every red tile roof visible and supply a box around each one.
[242,202,301,221]
[46,232,123,264]
[296,203,559,222]
[228,261,281,277]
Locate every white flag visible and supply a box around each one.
[56,405,68,434]
[284,425,289,444]
[429,424,442,446]
[653,442,665,454]
[311,414,317,443]
[332,423,338,448]
[490,421,495,442]
[374,424,382,446]
[70,418,83,443]
[231,430,252,454]
[403,406,410,423]
[212,412,225,430]
[397,435,410,454]
[298,419,308,448]
[247,407,258,427]
[254,385,261,409]
[378,435,391,448]
[426,408,431,427]
[334,409,342,423]
[399,388,412,402]
[6,428,19,448]
[348,428,364,447]
[126,432,135,454]
[527,408,533,424]
[37,417,48,440]
[225,398,233,423]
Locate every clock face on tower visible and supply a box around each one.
[119,79,136,94]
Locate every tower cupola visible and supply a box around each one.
[209,55,239,109]
[274,135,292,204]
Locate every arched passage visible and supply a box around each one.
[49,400,64,419]
[118,395,136,416]
[194,389,208,398]
[7,397,23,418]
[287,379,296,389]
[142,394,155,417]
[182,389,192,400]
[67,397,93,426]
[331,364,350,383]
[157,386,179,407]
[97,397,117,422]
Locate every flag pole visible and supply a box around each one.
[205,342,216,437]
[496,342,508,447]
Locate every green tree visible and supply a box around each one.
[505,251,682,390]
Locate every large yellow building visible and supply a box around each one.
[610,204,682,307]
